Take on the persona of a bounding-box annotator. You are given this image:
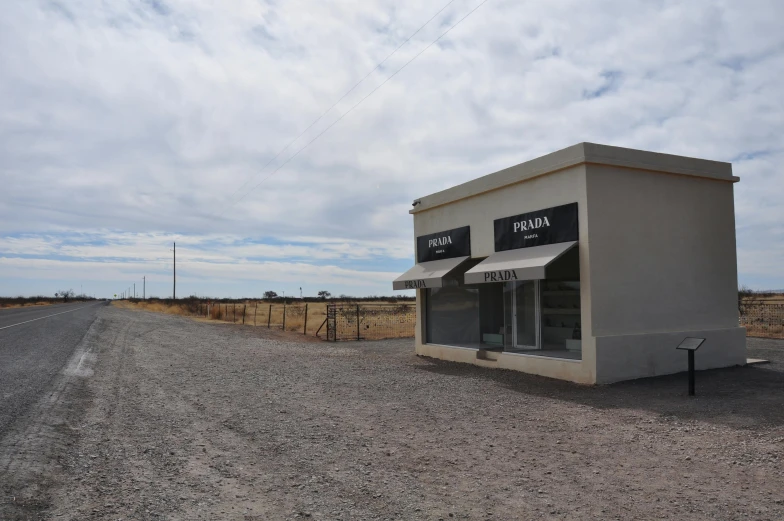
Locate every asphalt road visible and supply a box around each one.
[0,301,106,436]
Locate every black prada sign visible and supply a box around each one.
[494,203,578,252]
[483,270,519,282]
[416,226,471,263]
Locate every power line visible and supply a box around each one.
[226,0,491,210]
[221,0,460,214]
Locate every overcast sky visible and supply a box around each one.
[1,0,783,298]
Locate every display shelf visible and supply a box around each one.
[542,308,580,315]
[543,325,579,331]
[541,280,581,352]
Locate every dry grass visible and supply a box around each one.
[193,301,329,334]
[745,325,784,340]
[112,300,199,317]
[740,296,784,339]
[0,301,56,310]
[741,294,784,304]
[112,300,415,340]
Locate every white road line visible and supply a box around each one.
[0,302,100,331]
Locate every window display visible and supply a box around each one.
[425,286,480,346]
[541,280,581,353]
[425,246,581,358]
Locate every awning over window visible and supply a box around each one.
[392,256,470,291]
[464,241,577,284]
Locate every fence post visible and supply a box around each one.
[225,304,228,321]
[242,305,246,325]
[254,303,257,326]
[315,317,327,338]
[267,305,272,328]
[282,302,287,331]
[303,303,308,335]
[356,304,360,340]
[233,303,236,323]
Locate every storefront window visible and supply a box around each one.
[540,280,581,354]
[426,247,581,359]
[503,281,539,352]
[478,284,504,347]
[539,247,581,358]
[425,286,480,346]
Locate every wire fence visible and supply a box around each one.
[199,301,327,336]
[326,303,416,341]
[185,300,416,341]
[740,304,784,338]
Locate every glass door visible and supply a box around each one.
[504,280,540,351]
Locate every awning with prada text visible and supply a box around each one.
[463,241,577,284]
[392,256,470,291]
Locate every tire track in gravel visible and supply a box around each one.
[66,313,149,519]
[108,313,427,520]
[47,311,199,520]
[113,317,363,519]
[47,309,287,520]
[0,315,106,519]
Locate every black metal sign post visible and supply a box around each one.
[676,337,705,396]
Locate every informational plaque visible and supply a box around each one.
[676,337,705,351]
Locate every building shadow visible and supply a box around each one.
[415,347,784,431]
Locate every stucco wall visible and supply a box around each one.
[412,165,596,383]
[416,343,594,384]
[406,145,745,384]
[412,164,587,258]
[585,165,740,336]
[595,327,747,384]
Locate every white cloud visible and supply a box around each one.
[0,255,399,287]
[0,231,412,262]
[1,0,784,295]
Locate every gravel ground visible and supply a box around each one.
[2,306,784,520]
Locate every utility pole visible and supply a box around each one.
[134,283,136,299]
[143,276,146,300]
[173,242,176,300]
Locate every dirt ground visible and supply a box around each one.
[2,307,783,520]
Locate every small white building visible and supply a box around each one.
[393,143,747,384]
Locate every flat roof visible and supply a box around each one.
[411,142,737,214]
